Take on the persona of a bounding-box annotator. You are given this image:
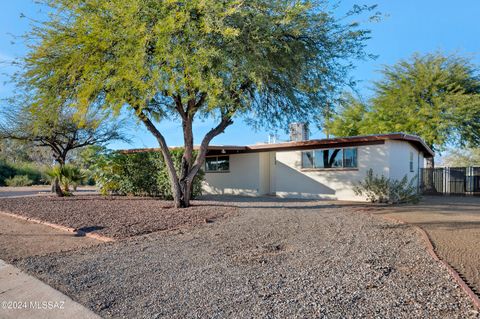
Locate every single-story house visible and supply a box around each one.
[200,133,434,201]
[123,133,434,201]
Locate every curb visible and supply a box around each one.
[0,211,115,243]
[369,211,480,311]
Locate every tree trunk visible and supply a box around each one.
[134,107,183,207]
[52,157,66,197]
[179,116,194,207]
[135,104,233,208]
[53,177,64,197]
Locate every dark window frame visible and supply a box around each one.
[205,155,230,173]
[301,147,358,169]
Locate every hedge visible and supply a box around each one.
[92,149,204,198]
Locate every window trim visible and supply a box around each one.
[409,152,414,173]
[300,147,358,170]
[205,155,230,173]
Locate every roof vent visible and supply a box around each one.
[289,123,309,141]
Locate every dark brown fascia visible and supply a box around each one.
[208,134,434,158]
[119,133,435,158]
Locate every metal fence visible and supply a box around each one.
[420,167,480,196]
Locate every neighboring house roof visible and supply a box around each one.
[120,133,435,158]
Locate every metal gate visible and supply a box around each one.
[420,167,480,196]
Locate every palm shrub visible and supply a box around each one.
[46,166,68,196]
[46,164,86,195]
[61,165,86,191]
[354,169,421,204]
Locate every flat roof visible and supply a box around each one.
[120,133,434,158]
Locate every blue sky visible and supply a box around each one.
[1,0,479,150]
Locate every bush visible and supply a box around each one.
[0,160,46,186]
[5,175,34,187]
[354,169,421,204]
[0,160,16,185]
[46,164,86,193]
[91,149,204,199]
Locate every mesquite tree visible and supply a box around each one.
[328,53,480,167]
[0,103,124,195]
[18,0,377,207]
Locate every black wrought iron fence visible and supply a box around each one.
[420,167,480,196]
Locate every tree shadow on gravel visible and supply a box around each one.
[75,226,105,235]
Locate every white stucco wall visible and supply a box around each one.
[202,153,263,196]
[258,152,271,195]
[386,140,419,181]
[273,144,390,200]
[202,140,427,201]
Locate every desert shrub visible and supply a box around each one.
[12,162,45,184]
[5,175,34,187]
[354,169,421,204]
[0,160,16,185]
[91,149,204,198]
[0,160,46,185]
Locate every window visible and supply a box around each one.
[205,156,230,172]
[344,148,358,168]
[302,151,314,168]
[409,152,414,172]
[301,148,357,169]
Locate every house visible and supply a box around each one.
[201,133,434,201]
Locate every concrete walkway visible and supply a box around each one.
[0,259,101,319]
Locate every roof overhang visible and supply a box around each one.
[119,133,435,158]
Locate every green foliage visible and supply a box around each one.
[92,149,204,198]
[328,53,480,152]
[0,139,53,165]
[5,175,34,187]
[325,93,369,137]
[19,0,377,130]
[72,145,108,185]
[46,164,86,192]
[61,165,86,191]
[14,0,377,206]
[0,160,46,186]
[354,169,421,204]
[0,161,16,186]
[441,148,480,167]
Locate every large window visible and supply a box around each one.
[205,156,230,172]
[301,148,357,169]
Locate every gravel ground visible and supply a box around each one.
[0,213,99,262]
[0,196,235,239]
[372,196,480,297]
[14,198,480,318]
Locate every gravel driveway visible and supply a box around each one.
[14,198,480,318]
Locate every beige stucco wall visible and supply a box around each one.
[202,153,263,196]
[386,140,421,181]
[273,144,390,200]
[202,141,427,201]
